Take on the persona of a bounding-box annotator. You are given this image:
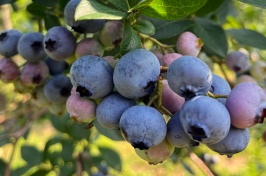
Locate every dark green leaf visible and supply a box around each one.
[11,165,33,176]
[26,3,47,17]
[132,20,155,35]
[44,14,61,30]
[238,0,266,9]
[75,0,127,20]
[59,0,69,10]
[120,21,142,55]
[93,120,124,141]
[131,0,154,10]
[98,147,122,171]
[227,29,266,49]
[69,122,91,141]
[196,0,225,16]
[104,0,129,12]
[29,168,51,176]
[152,19,194,39]
[59,163,75,176]
[0,0,17,5]
[193,17,228,58]
[215,0,236,24]
[0,138,10,147]
[139,0,208,20]
[21,145,42,166]
[0,159,6,176]
[48,151,62,166]
[61,140,74,163]
[32,0,58,7]
[50,113,71,134]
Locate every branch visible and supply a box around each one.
[189,152,215,176]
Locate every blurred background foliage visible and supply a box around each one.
[1,0,266,176]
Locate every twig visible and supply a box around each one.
[189,152,215,176]
[4,138,18,176]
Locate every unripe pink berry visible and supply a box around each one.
[226,82,266,128]
[162,53,182,67]
[162,79,185,114]
[225,51,250,73]
[66,91,96,123]
[75,38,104,58]
[0,58,20,83]
[176,31,203,57]
[20,61,49,86]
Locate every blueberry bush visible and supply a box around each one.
[1,0,266,175]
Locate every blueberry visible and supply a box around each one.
[96,92,136,129]
[70,55,114,99]
[119,105,167,150]
[44,74,73,103]
[113,49,160,99]
[64,0,106,34]
[209,73,231,105]
[44,26,76,61]
[17,32,46,62]
[0,29,22,57]
[167,55,213,100]
[180,96,231,145]
[45,57,68,76]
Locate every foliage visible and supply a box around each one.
[1,0,266,175]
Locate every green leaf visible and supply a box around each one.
[21,145,42,166]
[192,17,228,58]
[61,140,74,163]
[50,113,72,134]
[131,0,154,10]
[132,20,155,35]
[26,3,47,17]
[44,14,61,30]
[43,136,65,161]
[75,0,127,20]
[120,21,142,55]
[152,19,194,39]
[29,168,51,176]
[0,159,6,176]
[32,0,58,7]
[98,147,122,171]
[59,164,75,176]
[104,0,129,12]
[11,165,34,176]
[0,0,17,5]
[227,29,266,49]
[196,0,225,16]
[238,0,266,8]
[93,120,124,141]
[139,0,208,20]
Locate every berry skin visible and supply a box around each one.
[44,74,73,103]
[166,111,199,148]
[225,51,250,73]
[176,31,203,57]
[209,74,231,105]
[96,92,136,129]
[249,60,266,81]
[135,139,175,165]
[64,0,106,33]
[235,74,257,85]
[207,126,250,158]
[45,57,68,76]
[17,32,46,62]
[119,105,167,150]
[113,49,160,99]
[43,26,76,61]
[75,38,104,58]
[167,56,213,100]
[66,90,96,123]
[0,29,22,57]
[225,82,266,128]
[162,53,182,67]
[20,61,49,86]
[70,55,114,99]
[0,58,20,83]
[99,20,124,50]
[162,79,185,114]
[180,96,231,145]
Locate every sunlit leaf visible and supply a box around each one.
[238,0,266,9]
[227,29,266,49]
[75,0,127,20]
[139,0,208,20]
